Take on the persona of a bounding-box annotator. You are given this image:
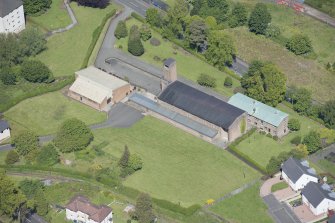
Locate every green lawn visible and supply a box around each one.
[91,117,260,207]
[271,181,288,193]
[35,3,118,77]
[210,182,272,223]
[4,91,106,136]
[28,0,71,31]
[317,159,335,176]
[236,104,323,168]
[305,0,335,18]
[115,18,238,97]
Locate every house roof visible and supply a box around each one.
[282,157,318,184]
[302,182,335,208]
[0,0,23,17]
[70,66,129,103]
[0,120,9,132]
[66,196,112,223]
[158,81,246,131]
[228,93,288,127]
[164,58,176,68]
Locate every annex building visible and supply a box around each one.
[0,0,25,33]
[228,93,289,138]
[69,66,132,111]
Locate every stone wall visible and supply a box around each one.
[246,115,288,138]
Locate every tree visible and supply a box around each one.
[290,136,301,145]
[224,76,233,88]
[128,25,144,56]
[0,33,23,66]
[241,61,286,106]
[0,170,26,216]
[187,19,208,51]
[197,73,216,88]
[23,0,52,15]
[205,31,236,68]
[119,145,130,169]
[21,60,53,83]
[36,144,59,166]
[146,8,162,27]
[288,118,301,131]
[140,24,152,41]
[286,34,313,55]
[13,131,39,156]
[54,118,93,153]
[114,21,128,39]
[303,131,321,153]
[0,67,16,85]
[266,156,281,176]
[20,28,47,56]
[129,154,143,171]
[205,16,217,30]
[19,180,44,200]
[291,144,309,159]
[134,193,155,223]
[190,0,203,16]
[320,100,335,129]
[34,189,48,216]
[248,3,271,35]
[229,3,248,28]
[75,0,109,8]
[5,150,20,165]
[287,87,312,114]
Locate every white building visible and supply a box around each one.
[302,182,335,216]
[66,196,113,223]
[0,0,26,34]
[281,157,318,191]
[0,120,10,142]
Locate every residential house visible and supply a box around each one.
[65,195,113,223]
[281,157,318,191]
[0,120,10,142]
[0,0,25,33]
[302,182,335,216]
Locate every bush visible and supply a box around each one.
[128,25,144,56]
[54,118,93,153]
[224,76,233,87]
[265,24,281,38]
[248,3,271,35]
[21,60,53,83]
[13,131,39,156]
[139,24,152,41]
[286,34,313,55]
[288,118,301,131]
[129,154,143,171]
[303,131,321,153]
[150,38,160,46]
[75,0,109,9]
[197,74,216,88]
[114,21,128,39]
[23,0,51,15]
[36,144,59,166]
[290,136,302,145]
[5,150,20,165]
[0,68,16,85]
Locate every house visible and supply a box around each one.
[328,213,335,223]
[0,0,25,33]
[228,93,289,138]
[0,120,10,142]
[68,66,132,111]
[302,182,335,216]
[65,195,113,223]
[281,157,318,191]
[157,81,248,142]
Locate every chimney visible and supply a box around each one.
[163,58,177,83]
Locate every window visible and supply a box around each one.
[80,96,83,101]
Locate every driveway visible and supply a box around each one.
[293,204,326,223]
[260,175,282,197]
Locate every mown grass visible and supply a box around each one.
[210,182,272,223]
[4,91,106,136]
[115,18,238,97]
[35,3,118,77]
[271,181,288,192]
[28,0,71,31]
[91,117,260,207]
[236,104,323,168]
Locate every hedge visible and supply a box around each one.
[81,9,117,68]
[0,76,74,112]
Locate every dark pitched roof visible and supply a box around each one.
[282,157,317,183]
[158,81,246,131]
[0,0,23,17]
[0,120,9,132]
[164,58,176,68]
[302,182,335,208]
[66,196,112,223]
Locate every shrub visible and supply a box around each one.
[290,136,302,145]
[54,118,93,153]
[5,150,20,165]
[224,76,233,87]
[265,24,281,38]
[291,144,309,159]
[134,193,155,223]
[303,131,321,153]
[150,38,160,46]
[128,25,144,56]
[23,0,51,15]
[74,0,109,8]
[114,21,128,39]
[139,24,152,41]
[197,74,216,88]
[288,118,301,131]
[21,60,53,83]
[248,3,271,35]
[0,68,16,85]
[13,131,39,156]
[129,154,143,171]
[36,144,59,166]
[286,34,313,55]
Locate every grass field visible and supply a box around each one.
[210,182,272,223]
[115,18,238,97]
[91,117,260,207]
[305,0,335,18]
[28,0,71,31]
[236,104,323,168]
[317,159,335,176]
[271,181,288,192]
[4,91,106,136]
[35,3,118,77]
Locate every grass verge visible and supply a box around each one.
[271,181,288,192]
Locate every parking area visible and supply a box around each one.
[293,204,326,223]
[274,187,299,202]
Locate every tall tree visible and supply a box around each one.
[248,3,271,35]
[205,31,236,68]
[320,100,335,129]
[287,87,312,114]
[187,19,208,51]
[134,193,155,223]
[20,28,47,56]
[34,189,48,216]
[167,0,189,38]
[119,145,130,169]
[128,25,144,56]
[21,60,53,83]
[146,8,162,27]
[114,21,128,39]
[303,131,321,154]
[13,131,39,156]
[229,3,248,28]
